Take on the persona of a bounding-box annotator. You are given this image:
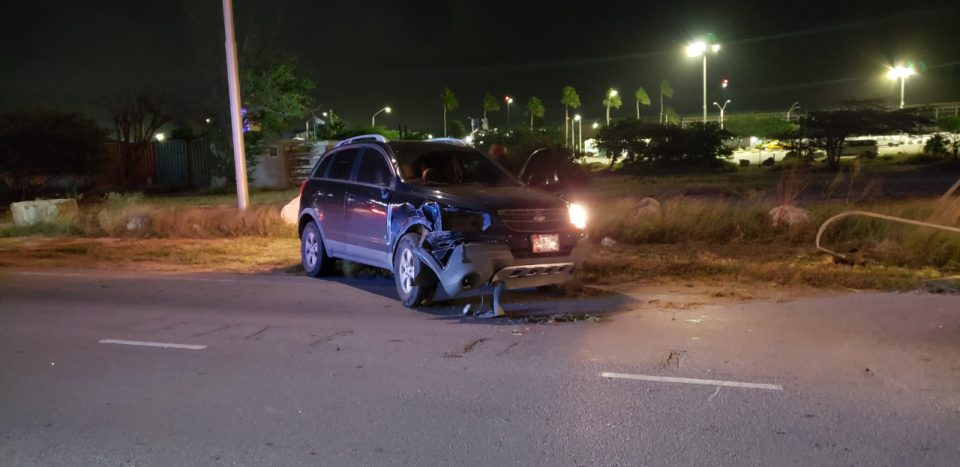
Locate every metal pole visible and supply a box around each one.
[578,118,582,152]
[899,77,905,110]
[507,104,511,127]
[222,0,248,210]
[702,55,708,122]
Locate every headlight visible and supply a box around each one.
[568,203,588,229]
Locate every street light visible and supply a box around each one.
[573,114,582,151]
[371,106,391,127]
[154,132,166,142]
[886,63,917,109]
[686,39,721,122]
[504,96,514,127]
[605,88,618,125]
[786,102,800,121]
[713,99,731,129]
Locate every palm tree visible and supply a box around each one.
[482,92,500,127]
[659,80,674,124]
[634,86,651,119]
[602,88,622,125]
[440,87,458,137]
[525,96,545,129]
[560,86,581,147]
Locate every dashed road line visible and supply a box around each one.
[99,339,207,350]
[600,372,783,391]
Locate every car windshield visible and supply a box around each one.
[392,144,520,187]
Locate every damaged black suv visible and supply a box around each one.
[297,135,589,308]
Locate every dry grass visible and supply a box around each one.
[588,196,960,272]
[580,243,945,291]
[0,237,299,273]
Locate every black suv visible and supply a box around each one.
[297,135,589,308]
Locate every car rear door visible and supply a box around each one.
[319,148,361,254]
[344,147,394,268]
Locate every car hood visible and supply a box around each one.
[408,184,566,212]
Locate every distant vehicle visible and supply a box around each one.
[756,140,785,151]
[297,135,590,308]
[841,139,879,158]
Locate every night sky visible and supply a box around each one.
[1,0,958,132]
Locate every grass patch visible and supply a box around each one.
[0,237,299,273]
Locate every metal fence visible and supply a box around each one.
[96,140,214,189]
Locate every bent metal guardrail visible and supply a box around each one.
[815,178,960,258]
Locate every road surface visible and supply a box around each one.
[1,269,958,465]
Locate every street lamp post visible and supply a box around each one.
[686,40,720,123]
[222,0,248,210]
[886,64,917,109]
[713,100,731,129]
[505,96,514,128]
[371,106,391,127]
[605,89,618,125]
[573,114,582,151]
[786,102,800,121]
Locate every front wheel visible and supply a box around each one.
[393,233,437,308]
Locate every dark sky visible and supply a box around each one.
[1,0,958,132]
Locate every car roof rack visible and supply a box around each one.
[334,134,389,148]
[425,137,470,146]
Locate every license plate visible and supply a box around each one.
[531,234,560,253]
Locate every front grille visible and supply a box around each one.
[498,208,567,233]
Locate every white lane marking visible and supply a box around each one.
[9,271,236,283]
[99,339,207,350]
[600,372,783,391]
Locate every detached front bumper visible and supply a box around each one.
[416,237,590,297]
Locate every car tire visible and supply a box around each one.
[301,221,335,277]
[393,233,437,308]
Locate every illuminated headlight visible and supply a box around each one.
[568,203,588,229]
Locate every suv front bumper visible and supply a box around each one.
[416,237,590,297]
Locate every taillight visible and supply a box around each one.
[299,179,308,196]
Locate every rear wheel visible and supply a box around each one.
[301,221,335,277]
[393,233,437,308]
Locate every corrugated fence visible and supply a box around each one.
[97,140,214,189]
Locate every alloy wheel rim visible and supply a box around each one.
[399,248,415,294]
[305,231,318,269]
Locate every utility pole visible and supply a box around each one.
[222,0,248,209]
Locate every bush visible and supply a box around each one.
[595,120,732,168]
[0,112,107,199]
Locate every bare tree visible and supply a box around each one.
[105,94,171,185]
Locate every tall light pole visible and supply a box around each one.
[573,114,582,151]
[713,99,731,129]
[222,0,248,209]
[605,88,618,125]
[685,40,720,123]
[371,106,391,127]
[504,96,514,128]
[786,102,800,121]
[886,63,917,109]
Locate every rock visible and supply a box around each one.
[872,239,902,256]
[10,198,79,226]
[280,195,300,225]
[769,205,810,228]
[634,197,661,218]
[600,237,618,247]
[126,214,152,232]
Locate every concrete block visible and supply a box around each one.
[280,195,300,225]
[10,198,79,226]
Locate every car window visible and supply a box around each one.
[356,150,393,186]
[312,154,333,178]
[327,149,360,180]
[393,147,520,187]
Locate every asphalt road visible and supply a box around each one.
[2,269,959,466]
